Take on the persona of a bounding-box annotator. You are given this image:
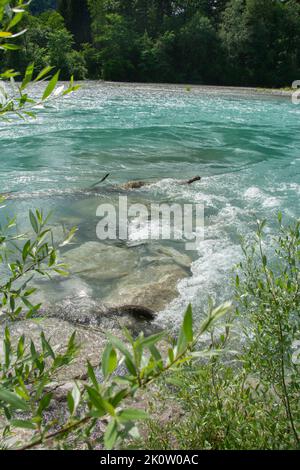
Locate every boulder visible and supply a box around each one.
[152,245,192,269]
[40,296,158,337]
[62,241,139,280]
[105,264,187,312]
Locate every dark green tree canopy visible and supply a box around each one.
[3,0,300,86]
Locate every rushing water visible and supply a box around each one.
[0,82,299,328]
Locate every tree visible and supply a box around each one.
[220,0,300,86]
[95,13,137,80]
[2,10,88,80]
[58,0,91,44]
[178,12,222,83]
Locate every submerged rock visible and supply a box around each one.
[61,241,191,312]
[31,276,93,306]
[105,263,187,312]
[62,241,139,280]
[152,246,192,269]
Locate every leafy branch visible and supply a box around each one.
[0,1,80,119]
[0,198,77,320]
[0,301,231,450]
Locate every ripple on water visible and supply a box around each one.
[0,83,299,328]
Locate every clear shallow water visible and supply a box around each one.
[0,82,299,327]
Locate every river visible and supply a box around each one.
[0,82,299,329]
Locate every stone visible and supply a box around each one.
[40,296,158,336]
[105,264,187,312]
[62,241,139,280]
[153,246,192,269]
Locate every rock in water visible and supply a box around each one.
[153,246,192,269]
[62,241,138,280]
[105,264,187,312]
[40,296,158,336]
[106,304,156,320]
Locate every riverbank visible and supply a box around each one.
[91,80,294,97]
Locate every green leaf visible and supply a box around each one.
[22,239,31,262]
[139,331,165,349]
[42,71,60,101]
[117,408,149,422]
[107,334,136,376]
[67,392,74,415]
[34,65,53,83]
[7,12,23,30]
[200,302,232,334]
[21,63,34,90]
[168,347,174,364]
[86,387,115,416]
[59,226,77,247]
[68,382,81,415]
[0,388,29,411]
[176,305,194,355]
[149,344,163,368]
[29,210,39,233]
[104,419,118,450]
[0,43,19,50]
[102,344,118,378]
[11,419,36,430]
[110,389,128,408]
[48,249,56,267]
[40,332,55,359]
[53,268,69,276]
[183,304,193,343]
[17,334,25,358]
[66,331,77,356]
[37,392,52,416]
[87,361,99,390]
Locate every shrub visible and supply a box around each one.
[137,216,300,450]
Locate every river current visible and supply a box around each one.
[1,82,299,328]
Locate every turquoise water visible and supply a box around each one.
[0,82,299,326]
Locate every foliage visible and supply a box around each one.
[235,216,300,446]
[140,362,295,450]
[0,290,231,449]
[137,216,300,450]
[69,0,300,86]
[0,2,79,118]
[0,197,77,320]
[220,0,300,86]
[178,12,221,83]
[3,0,300,86]
[93,13,137,81]
[2,9,88,79]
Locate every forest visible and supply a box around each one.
[2,0,300,87]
